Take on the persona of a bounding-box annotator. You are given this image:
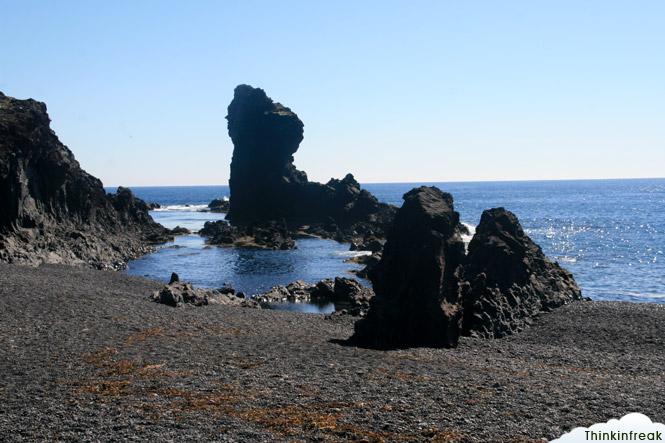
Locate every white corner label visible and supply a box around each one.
[552,413,665,442]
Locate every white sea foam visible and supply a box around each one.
[620,290,665,300]
[461,222,476,249]
[336,250,373,258]
[557,256,578,264]
[152,204,210,212]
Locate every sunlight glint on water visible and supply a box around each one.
[118,179,665,304]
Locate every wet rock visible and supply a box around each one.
[333,277,374,316]
[349,235,385,253]
[199,219,295,250]
[459,207,583,338]
[310,279,335,301]
[218,285,236,295]
[148,202,161,210]
[170,226,190,235]
[152,278,259,308]
[348,252,382,279]
[0,91,172,269]
[286,280,313,301]
[351,186,467,348]
[254,281,313,305]
[255,277,373,315]
[208,198,230,213]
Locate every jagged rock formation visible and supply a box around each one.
[152,273,260,308]
[458,208,583,338]
[207,198,230,213]
[199,219,295,250]
[330,277,374,316]
[352,187,467,348]
[217,85,395,248]
[254,277,374,315]
[0,91,172,269]
[347,252,382,279]
[254,280,318,305]
[352,187,582,349]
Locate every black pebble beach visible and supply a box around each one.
[1,264,664,442]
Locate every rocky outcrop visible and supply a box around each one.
[352,187,467,348]
[331,277,374,316]
[347,252,382,279]
[223,85,396,245]
[254,277,374,315]
[254,280,316,305]
[152,273,259,308]
[351,187,582,349]
[458,208,583,338]
[350,235,385,253]
[199,219,295,250]
[0,91,172,269]
[208,198,230,213]
[170,226,190,235]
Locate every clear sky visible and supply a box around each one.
[1,1,663,186]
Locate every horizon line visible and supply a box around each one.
[103,175,665,189]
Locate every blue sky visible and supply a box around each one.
[1,1,663,186]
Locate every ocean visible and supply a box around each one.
[116,178,665,308]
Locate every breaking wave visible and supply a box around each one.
[461,222,476,247]
[152,204,210,212]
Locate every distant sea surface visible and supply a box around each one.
[114,179,665,307]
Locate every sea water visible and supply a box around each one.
[116,178,665,307]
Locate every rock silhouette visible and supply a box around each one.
[352,186,467,348]
[216,85,395,248]
[0,91,171,269]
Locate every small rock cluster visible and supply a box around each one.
[199,219,295,250]
[207,198,230,213]
[152,273,259,308]
[255,277,374,316]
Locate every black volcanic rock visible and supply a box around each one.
[351,186,467,348]
[152,278,260,308]
[199,219,295,250]
[332,277,374,316]
[208,198,230,213]
[254,277,373,316]
[0,91,171,269]
[170,225,190,235]
[226,85,305,224]
[351,188,583,349]
[224,85,395,242]
[459,208,582,338]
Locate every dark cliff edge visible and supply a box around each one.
[200,85,396,250]
[0,91,172,269]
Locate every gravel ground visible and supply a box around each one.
[1,263,664,442]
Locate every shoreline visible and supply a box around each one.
[1,263,664,441]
